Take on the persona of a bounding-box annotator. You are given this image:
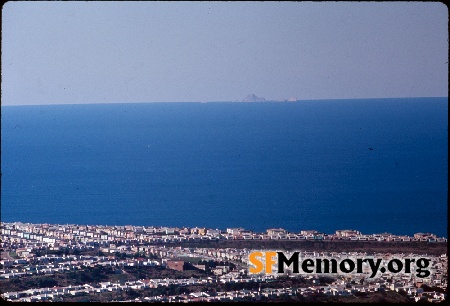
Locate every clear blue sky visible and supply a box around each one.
[2,1,448,105]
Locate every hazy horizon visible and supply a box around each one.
[1,96,448,107]
[2,1,448,106]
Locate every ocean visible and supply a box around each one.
[1,98,448,237]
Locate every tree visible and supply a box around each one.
[127,288,140,299]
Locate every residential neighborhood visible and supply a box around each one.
[1,222,447,302]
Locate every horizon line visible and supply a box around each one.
[1,96,448,107]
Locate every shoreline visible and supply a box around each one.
[1,221,446,240]
[2,221,447,257]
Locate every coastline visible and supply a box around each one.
[2,221,446,257]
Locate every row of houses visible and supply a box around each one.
[1,250,447,302]
[4,275,447,303]
[2,270,283,302]
[2,222,446,246]
[3,230,444,257]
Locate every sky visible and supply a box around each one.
[1,1,448,105]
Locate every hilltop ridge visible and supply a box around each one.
[239,94,298,102]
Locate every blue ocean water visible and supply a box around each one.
[1,98,448,237]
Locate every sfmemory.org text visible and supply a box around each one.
[248,251,431,278]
